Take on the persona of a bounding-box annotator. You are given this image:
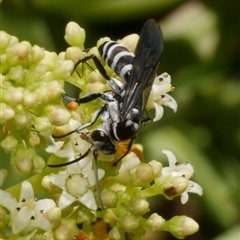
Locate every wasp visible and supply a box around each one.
[49,19,163,167]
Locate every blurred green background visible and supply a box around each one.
[0,0,239,239]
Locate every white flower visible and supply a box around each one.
[49,156,105,210]
[147,73,177,122]
[157,150,202,204]
[46,119,89,159]
[0,181,56,234]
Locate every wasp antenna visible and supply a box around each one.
[52,127,80,139]
[47,145,93,168]
[93,149,105,210]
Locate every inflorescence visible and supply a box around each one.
[0,21,202,240]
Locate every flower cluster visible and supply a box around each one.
[0,30,74,173]
[0,22,202,239]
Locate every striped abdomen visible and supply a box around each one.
[99,41,134,83]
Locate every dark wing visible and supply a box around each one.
[121,19,163,121]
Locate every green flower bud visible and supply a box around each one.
[54,218,79,240]
[145,213,165,232]
[12,146,33,173]
[3,86,24,106]
[5,41,30,65]
[8,65,24,83]
[101,190,118,208]
[0,31,12,51]
[32,154,45,173]
[108,226,121,240]
[44,105,71,126]
[163,216,199,239]
[45,80,63,100]
[0,207,9,229]
[86,81,105,94]
[130,163,155,187]
[130,198,149,216]
[148,160,162,178]
[0,103,15,124]
[0,134,18,153]
[52,60,74,79]
[31,45,45,63]
[0,169,8,186]
[77,209,95,224]
[23,90,37,108]
[33,116,51,132]
[28,132,40,147]
[14,112,31,129]
[65,46,84,63]
[65,22,86,48]
[119,214,139,232]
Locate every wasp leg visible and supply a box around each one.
[47,144,93,168]
[92,149,105,210]
[75,54,125,95]
[53,104,107,138]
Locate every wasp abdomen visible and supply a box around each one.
[99,41,134,83]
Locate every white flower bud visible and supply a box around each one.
[0,103,15,124]
[65,46,84,63]
[120,33,139,53]
[43,207,61,228]
[148,160,162,178]
[164,216,199,239]
[130,198,149,215]
[14,112,31,129]
[101,190,118,208]
[54,218,79,240]
[131,163,155,187]
[145,213,165,232]
[0,135,18,153]
[3,86,24,106]
[119,214,139,232]
[44,105,71,126]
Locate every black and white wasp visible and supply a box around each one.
[49,19,163,168]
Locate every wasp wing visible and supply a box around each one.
[121,19,163,121]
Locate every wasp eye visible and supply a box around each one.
[90,130,108,142]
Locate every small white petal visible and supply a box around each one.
[19,181,34,202]
[45,139,64,153]
[50,174,68,189]
[88,168,105,186]
[34,199,56,213]
[153,102,164,122]
[28,211,52,232]
[78,189,97,210]
[0,190,17,213]
[58,190,76,209]
[180,191,189,204]
[162,94,178,112]
[187,180,203,196]
[12,207,32,234]
[162,150,178,168]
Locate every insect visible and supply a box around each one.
[48,19,163,207]
[50,18,163,164]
